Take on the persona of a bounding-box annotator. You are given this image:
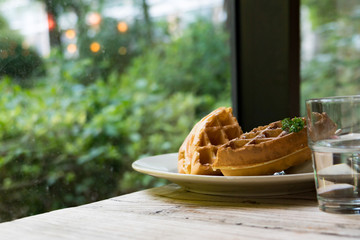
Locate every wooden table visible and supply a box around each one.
[0,184,359,239]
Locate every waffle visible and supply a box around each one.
[178,107,243,175]
[213,119,311,176]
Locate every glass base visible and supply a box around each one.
[318,198,360,214]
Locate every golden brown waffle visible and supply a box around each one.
[213,119,311,176]
[178,107,243,175]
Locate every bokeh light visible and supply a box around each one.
[87,12,102,26]
[117,22,128,33]
[65,29,76,39]
[90,42,101,53]
[47,14,56,30]
[67,44,77,54]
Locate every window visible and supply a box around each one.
[2,0,355,223]
[229,0,300,131]
[230,0,359,128]
[0,0,231,222]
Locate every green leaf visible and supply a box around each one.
[281,117,305,133]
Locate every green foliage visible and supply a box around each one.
[0,76,201,221]
[0,39,45,81]
[122,19,231,100]
[0,15,44,83]
[302,0,338,29]
[75,17,140,84]
[301,1,360,114]
[0,18,231,222]
[34,0,160,85]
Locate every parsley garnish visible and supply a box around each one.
[281,117,305,133]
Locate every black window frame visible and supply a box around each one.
[229,0,300,131]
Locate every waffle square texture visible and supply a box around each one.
[213,119,311,176]
[178,107,242,175]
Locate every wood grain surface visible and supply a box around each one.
[0,184,359,239]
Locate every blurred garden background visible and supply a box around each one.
[0,0,231,222]
[1,0,360,222]
[300,0,360,113]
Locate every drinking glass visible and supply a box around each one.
[306,95,360,214]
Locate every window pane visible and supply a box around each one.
[0,0,230,222]
[301,0,360,114]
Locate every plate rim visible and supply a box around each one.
[132,153,314,182]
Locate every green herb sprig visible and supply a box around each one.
[281,117,305,133]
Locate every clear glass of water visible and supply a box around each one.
[306,95,360,214]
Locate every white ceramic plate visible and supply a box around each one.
[132,153,315,197]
